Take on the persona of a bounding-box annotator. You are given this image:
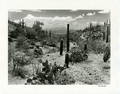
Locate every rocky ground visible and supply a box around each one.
[8,43,110,85]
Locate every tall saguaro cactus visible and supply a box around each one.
[60,39,63,55]
[67,24,70,52]
[65,24,70,68]
[106,26,109,43]
[106,19,110,43]
[103,22,107,41]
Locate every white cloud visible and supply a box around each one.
[75,15,83,19]
[20,14,84,30]
[9,9,22,12]
[69,15,83,22]
[86,21,104,25]
[22,14,74,29]
[98,10,110,14]
[24,14,36,19]
[52,16,72,21]
[86,12,95,16]
[30,9,42,12]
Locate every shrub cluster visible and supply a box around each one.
[12,52,32,78]
[25,61,75,85]
[88,40,106,54]
[70,47,88,63]
[34,46,43,57]
[55,70,75,85]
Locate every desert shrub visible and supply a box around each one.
[16,35,30,51]
[12,51,32,78]
[76,37,86,50]
[25,68,75,85]
[26,28,37,40]
[47,47,58,53]
[41,40,47,46]
[34,47,43,57]
[55,70,75,85]
[87,40,106,54]
[32,63,43,76]
[13,53,31,66]
[70,47,88,63]
[13,67,28,78]
[25,61,69,85]
[46,40,57,47]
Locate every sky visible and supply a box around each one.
[8,9,110,32]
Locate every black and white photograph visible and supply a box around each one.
[8,9,110,85]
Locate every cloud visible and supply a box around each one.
[86,21,104,25]
[24,14,36,19]
[98,10,110,14]
[69,15,84,22]
[21,14,85,30]
[30,9,42,12]
[24,14,71,21]
[9,9,22,12]
[75,15,83,19]
[21,14,72,29]
[86,12,95,16]
[52,16,72,21]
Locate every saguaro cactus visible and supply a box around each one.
[103,32,105,41]
[90,23,92,35]
[65,53,69,68]
[84,44,87,53]
[103,22,107,41]
[65,24,70,68]
[106,25,109,43]
[103,46,110,62]
[60,39,63,55]
[67,24,70,52]
[21,19,25,28]
[105,19,110,43]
